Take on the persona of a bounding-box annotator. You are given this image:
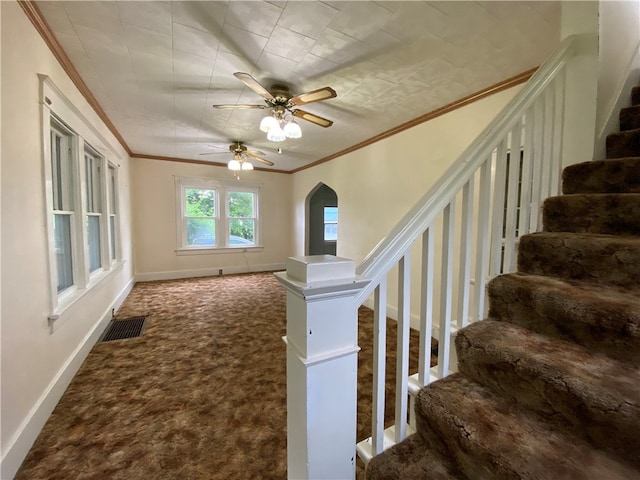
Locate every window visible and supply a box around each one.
[108,164,119,261]
[85,148,103,273]
[176,177,261,253]
[324,206,338,242]
[42,75,123,315]
[51,120,75,293]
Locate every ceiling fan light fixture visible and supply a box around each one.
[267,124,286,142]
[283,120,302,139]
[241,161,254,171]
[260,115,279,133]
[228,159,241,171]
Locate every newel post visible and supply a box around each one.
[275,255,370,480]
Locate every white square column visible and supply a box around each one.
[275,255,370,480]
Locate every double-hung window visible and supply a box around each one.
[50,119,76,293]
[176,177,261,253]
[42,76,122,315]
[85,148,103,273]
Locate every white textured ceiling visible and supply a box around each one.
[36,1,560,172]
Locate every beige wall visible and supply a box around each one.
[1,2,134,477]
[594,0,640,158]
[291,86,522,325]
[132,158,292,280]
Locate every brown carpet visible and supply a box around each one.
[16,272,426,480]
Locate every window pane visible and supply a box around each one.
[229,219,254,245]
[110,215,116,260]
[187,218,215,246]
[186,188,215,216]
[324,223,337,241]
[324,206,338,223]
[87,215,101,272]
[228,191,254,218]
[85,153,102,213]
[54,214,73,292]
[109,165,117,213]
[51,124,73,212]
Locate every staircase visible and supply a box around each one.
[366,85,640,478]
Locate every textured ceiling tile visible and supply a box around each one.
[172,22,220,60]
[327,1,393,41]
[291,53,339,80]
[264,25,316,63]
[278,1,338,39]
[254,51,298,80]
[74,24,129,58]
[123,23,172,58]
[171,1,227,35]
[218,24,269,66]
[117,1,172,36]
[36,2,73,33]
[130,50,173,78]
[63,1,122,36]
[226,1,283,38]
[381,2,441,41]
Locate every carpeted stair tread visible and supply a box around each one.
[414,374,639,480]
[456,320,640,466]
[562,157,640,194]
[606,128,640,159]
[542,193,640,235]
[517,232,640,287]
[620,105,640,131]
[366,434,463,480]
[488,273,640,364]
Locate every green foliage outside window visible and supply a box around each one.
[228,192,255,242]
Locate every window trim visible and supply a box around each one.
[175,176,263,255]
[41,75,124,317]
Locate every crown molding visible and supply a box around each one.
[20,0,536,175]
[291,67,538,174]
[19,1,133,156]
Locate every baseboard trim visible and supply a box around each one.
[0,278,135,480]
[134,263,286,283]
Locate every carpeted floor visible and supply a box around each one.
[16,272,426,480]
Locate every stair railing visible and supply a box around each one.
[354,34,579,463]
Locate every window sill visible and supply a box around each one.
[53,260,125,317]
[176,246,264,256]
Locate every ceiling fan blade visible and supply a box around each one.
[246,149,266,156]
[245,152,274,166]
[234,72,275,102]
[292,109,334,128]
[289,86,337,106]
[212,104,266,110]
[199,151,228,156]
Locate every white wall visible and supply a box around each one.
[291,85,522,325]
[0,2,134,478]
[594,0,640,158]
[132,158,292,280]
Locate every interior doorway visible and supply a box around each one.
[306,183,338,256]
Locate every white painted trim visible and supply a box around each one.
[0,278,135,480]
[594,41,640,160]
[134,263,286,283]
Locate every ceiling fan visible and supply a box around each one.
[200,141,274,176]
[212,72,337,134]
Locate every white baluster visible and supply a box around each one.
[457,180,474,328]
[371,280,387,455]
[504,120,523,272]
[438,200,455,378]
[472,158,491,322]
[395,253,410,443]
[489,140,508,278]
[418,228,434,385]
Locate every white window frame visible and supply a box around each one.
[41,75,124,317]
[175,176,263,255]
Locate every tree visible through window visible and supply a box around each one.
[185,188,216,246]
[176,178,261,251]
[228,191,255,245]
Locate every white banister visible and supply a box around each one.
[275,256,369,480]
[282,33,596,478]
